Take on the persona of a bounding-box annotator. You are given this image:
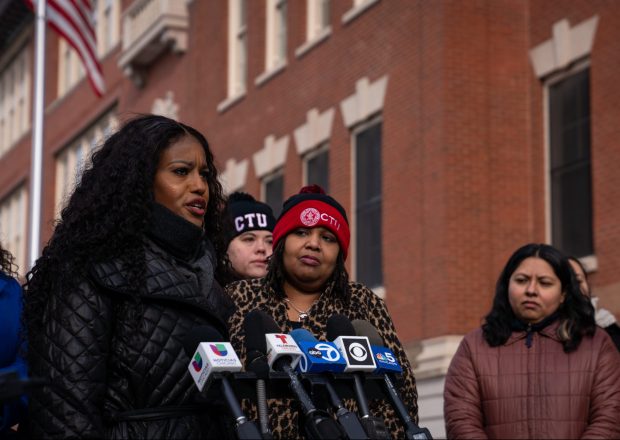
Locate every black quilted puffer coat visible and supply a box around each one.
[27,238,235,439]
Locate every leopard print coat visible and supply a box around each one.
[226,277,418,439]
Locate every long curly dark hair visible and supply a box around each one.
[0,241,17,277]
[24,114,229,331]
[482,243,595,353]
[263,238,351,301]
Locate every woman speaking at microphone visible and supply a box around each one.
[226,185,418,439]
[24,115,234,439]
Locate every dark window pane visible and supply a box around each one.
[306,149,329,192]
[355,122,382,287]
[549,69,593,257]
[265,174,284,217]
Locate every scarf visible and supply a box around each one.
[147,203,205,262]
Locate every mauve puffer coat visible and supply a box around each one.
[444,322,620,439]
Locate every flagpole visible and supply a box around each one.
[28,0,47,270]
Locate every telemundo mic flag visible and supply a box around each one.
[25,0,105,97]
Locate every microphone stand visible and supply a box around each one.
[382,374,432,440]
[277,362,345,440]
[217,374,262,440]
[352,373,390,440]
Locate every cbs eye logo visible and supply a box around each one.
[347,342,368,361]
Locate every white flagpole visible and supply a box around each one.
[28,0,47,270]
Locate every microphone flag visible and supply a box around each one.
[265,333,303,370]
[333,336,377,372]
[371,346,403,374]
[188,342,242,391]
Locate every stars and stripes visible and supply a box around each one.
[25,0,105,97]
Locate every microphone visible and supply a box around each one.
[243,310,274,439]
[290,328,346,373]
[327,315,376,373]
[0,370,48,404]
[250,310,345,440]
[352,320,433,440]
[184,325,262,440]
[327,315,391,440]
[351,320,402,375]
[291,328,368,440]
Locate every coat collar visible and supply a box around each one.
[505,319,563,346]
[88,241,225,330]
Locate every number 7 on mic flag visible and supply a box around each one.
[24,0,106,97]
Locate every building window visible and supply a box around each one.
[227,0,247,98]
[307,0,330,41]
[263,172,284,218]
[0,185,28,277]
[304,145,329,192]
[57,1,118,98]
[58,39,86,97]
[55,112,118,216]
[94,0,120,56]
[266,0,287,71]
[354,120,382,288]
[548,68,593,257]
[0,50,30,157]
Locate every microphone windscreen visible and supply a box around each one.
[182,325,225,356]
[289,328,317,343]
[351,320,384,346]
[326,314,355,341]
[243,309,270,355]
[259,310,282,334]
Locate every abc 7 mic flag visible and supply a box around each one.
[297,341,345,373]
[188,342,242,391]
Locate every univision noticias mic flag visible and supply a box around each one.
[24,0,106,97]
[187,342,242,391]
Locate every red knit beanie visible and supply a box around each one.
[272,185,350,259]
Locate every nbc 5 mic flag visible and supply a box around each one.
[25,0,106,97]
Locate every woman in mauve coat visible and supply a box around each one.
[444,243,620,439]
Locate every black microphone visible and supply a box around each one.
[290,329,368,440]
[250,310,345,440]
[183,325,262,440]
[352,320,433,440]
[243,310,274,439]
[0,370,48,404]
[326,315,391,440]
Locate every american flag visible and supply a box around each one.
[25,0,105,97]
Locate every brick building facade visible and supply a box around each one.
[1,0,618,435]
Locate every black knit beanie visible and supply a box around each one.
[226,192,276,243]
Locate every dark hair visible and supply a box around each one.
[0,241,17,277]
[263,237,351,301]
[24,114,228,331]
[482,243,595,352]
[567,256,590,295]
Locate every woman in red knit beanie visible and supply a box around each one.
[225,185,418,439]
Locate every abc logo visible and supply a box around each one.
[308,348,323,358]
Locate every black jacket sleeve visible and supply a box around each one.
[28,278,113,439]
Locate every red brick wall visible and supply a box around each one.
[3,0,618,342]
